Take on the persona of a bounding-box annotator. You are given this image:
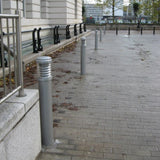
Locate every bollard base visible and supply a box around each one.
[41,139,62,153]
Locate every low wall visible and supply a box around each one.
[0,89,41,160]
[87,24,160,30]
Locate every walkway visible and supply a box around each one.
[34,31,160,160]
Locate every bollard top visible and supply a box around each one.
[81,37,86,41]
[36,56,52,64]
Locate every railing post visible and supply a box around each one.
[74,24,77,36]
[79,23,82,34]
[95,30,98,50]
[54,26,57,44]
[32,28,38,53]
[15,10,25,97]
[57,26,60,43]
[66,25,71,39]
[37,28,43,51]
[36,56,54,147]
[81,37,86,75]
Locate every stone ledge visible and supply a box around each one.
[0,89,39,142]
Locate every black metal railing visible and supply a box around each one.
[37,28,43,51]
[66,25,71,39]
[74,24,78,36]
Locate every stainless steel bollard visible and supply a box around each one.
[81,37,86,75]
[36,56,53,147]
[95,30,98,50]
[100,28,102,42]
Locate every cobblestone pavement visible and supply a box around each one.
[33,31,160,160]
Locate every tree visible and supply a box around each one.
[82,0,86,22]
[96,0,123,23]
[141,0,160,23]
[133,2,140,17]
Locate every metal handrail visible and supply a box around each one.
[0,11,25,104]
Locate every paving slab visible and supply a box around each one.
[31,30,160,160]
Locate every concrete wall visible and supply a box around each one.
[0,89,41,160]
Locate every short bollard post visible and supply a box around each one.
[128,27,130,35]
[36,56,53,147]
[104,26,106,34]
[116,27,118,35]
[95,30,98,50]
[141,27,143,35]
[153,27,155,35]
[81,37,86,75]
[100,28,102,42]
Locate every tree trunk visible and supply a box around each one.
[112,0,115,23]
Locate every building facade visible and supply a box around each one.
[0,0,82,28]
[84,4,103,23]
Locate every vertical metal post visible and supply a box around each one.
[15,10,25,97]
[95,30,98,50]
[0,17,6,95]
[74,24,77,36]
[57,26,60,43]
[141,27,143,35]
[128,27,130,35]
[37,28,43,51]
[84,23,86,32]
[100,28,102,42]
[37,56,54,147]
[116,27,118,35]
[153,27,155,35]
[32,28,38,53]
[104,26,106,35]
[81,37,86,75]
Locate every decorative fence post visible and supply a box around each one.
[37,28,43,51]
[32,28,38,53]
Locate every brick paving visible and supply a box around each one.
[33,31,160,160]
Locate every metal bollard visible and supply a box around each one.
[81,37,86,75]
[128,27,130,35]
[141,27,143,35]
[95,30,98,50]
[36,56,53,147]
[153,27,155,35]
[116,27,118,35]
[104,26,106,35]
[100,28,102,42]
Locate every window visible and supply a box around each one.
[75,0,78,19]
[0,0,2,14]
